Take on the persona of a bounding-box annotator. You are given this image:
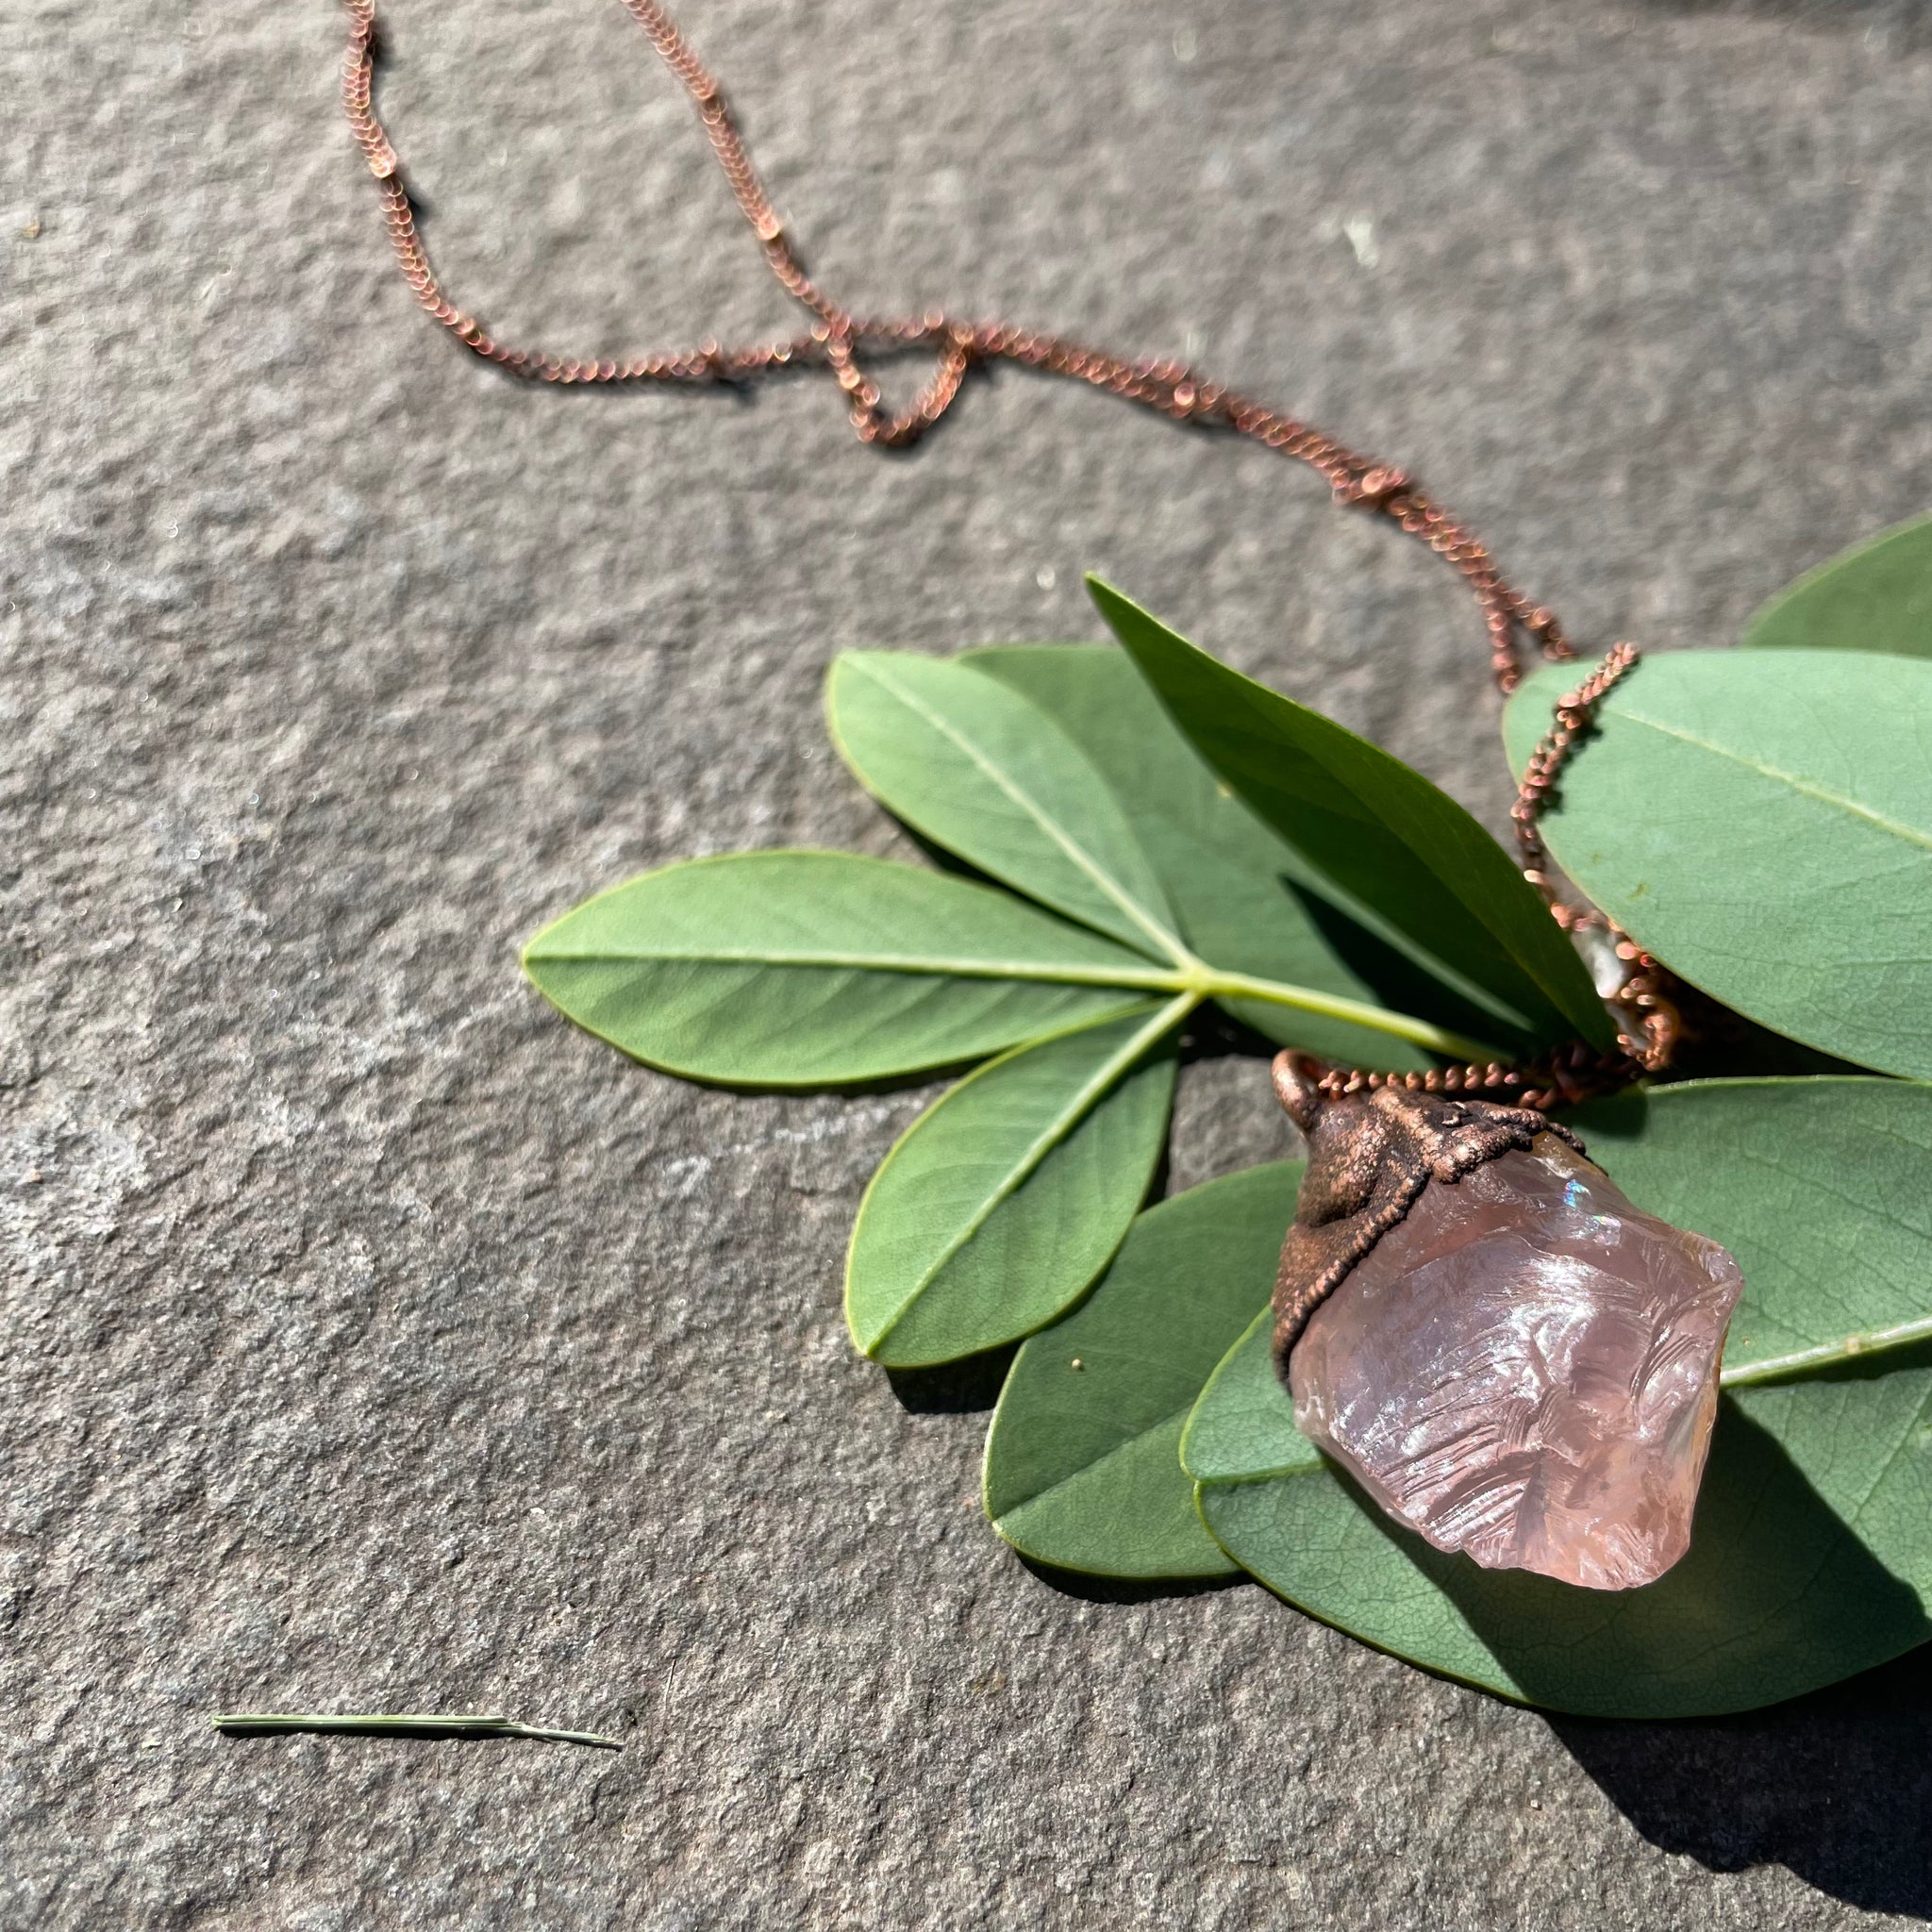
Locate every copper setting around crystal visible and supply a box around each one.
[1270,1053,1579,1373]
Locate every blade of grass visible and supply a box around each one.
[211,1712,623,1749]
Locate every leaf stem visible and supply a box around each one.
[211,1712,623,1750]
[1184,968,1493,1061]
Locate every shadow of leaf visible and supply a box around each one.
[1288,876,1541,1056]
[884,1342,1020,1414]
[1269,1402,1932,1721]
[1018,1556,1250,1606]
[1626,0,1932,52]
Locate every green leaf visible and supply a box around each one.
[1197,1374,1932,1717]
[1505,649,1932,1080]
[1573,1077,1932,1382]
[1182,1077,1932,1713]
[1180,1308,1316,1486]
[982,1159,1303,1577]
[1743,512,1932,658]
[523,851,1162,1086]
[846,1001,1185,1366]
[1090,578,1615,1052]
[826,651,1183,961]
[964,645,1432,1070]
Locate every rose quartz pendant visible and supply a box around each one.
[1271,1057,1742,1591]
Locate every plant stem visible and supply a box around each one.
[1183,967,1494,1061]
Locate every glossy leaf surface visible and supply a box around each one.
[827,651,1182,960]
[524,851,1158,1086]
[982,1160,1302,1577]
[965,644,1431,1068]
[847,1003,1182,1367]
[1091,579,1614,1051]
[1505,650,1932,1079]
[1743,513,1932,658]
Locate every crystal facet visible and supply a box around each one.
[1288,1132,1743,1591]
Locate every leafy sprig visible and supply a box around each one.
[526,527,1932,1718]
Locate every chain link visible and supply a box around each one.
[340,0,1677,1099]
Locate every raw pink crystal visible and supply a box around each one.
[1288,1132,1743,1591]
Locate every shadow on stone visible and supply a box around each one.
[1552,1643,1932,1920]
[1630,0,1932,52]
[1372,1400,1932,1918]
[885,1341,1019,1414]
[1018,1555,1250,1607]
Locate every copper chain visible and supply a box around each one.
[339,0,1678,1104]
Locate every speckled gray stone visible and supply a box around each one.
[9,0,1932,1925]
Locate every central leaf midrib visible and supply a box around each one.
[1720,1314,1932,1386]
[538,942,1502,1058]
[997,1400,1195,1520]
[1196,1449,1325,1487]
[533,944,1174,984]
[871,997,1187,1346]
[856,658,1187,964]
[1618,707,1932,855]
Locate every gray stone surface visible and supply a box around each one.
[9,0,1932,1924]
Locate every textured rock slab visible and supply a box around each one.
[1291,1135,1743,1591]
[8,0,1931,1924]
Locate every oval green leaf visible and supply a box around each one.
[1504,650,1932,1079]
[523,851,1161,1086]
[1090,577,1614,1052]
[981,1159,1303,1578]
[964,645,1433,1069]
[846,1001,1184,1367]
[826,651,1184,962]
[1743,512,1932,658]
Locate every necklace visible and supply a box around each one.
[337,0,1741,1591]
[339,0,1677,1095]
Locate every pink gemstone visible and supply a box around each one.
[1288,1132,1743,1591]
